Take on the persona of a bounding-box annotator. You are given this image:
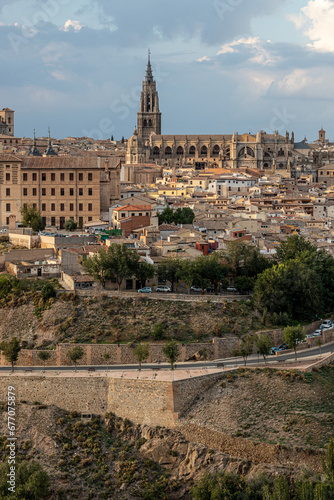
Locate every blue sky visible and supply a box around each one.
[1,0,334,141]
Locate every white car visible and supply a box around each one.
[320,320,332,329]
[226,286,238,292]
[155,285,171,293]
[313,329,322,337]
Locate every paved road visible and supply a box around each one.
[1,342,333,373]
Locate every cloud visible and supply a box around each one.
[61,20,84,32]
[289,0,334,52]
[197,56,211,62]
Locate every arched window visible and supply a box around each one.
[263,162,269,169]
[165,146,172,156]
[238,147,245,158]
[149,119,152,126]
[200,145,207,156]
[152,146,160,157]
[147,94,151,112]
[176,146,184,155]
[277,148,284,157]
[143,119,147,127]
[212,145,220,157]
[189,146,195,156]
[8,117,11,124]
[246,147,255,157]
[224,148,230,159]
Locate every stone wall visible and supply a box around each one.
[0,373,225,427]
[8,233,40,249]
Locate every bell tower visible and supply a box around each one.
[137,51,161,141]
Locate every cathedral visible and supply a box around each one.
[126,54,295,171]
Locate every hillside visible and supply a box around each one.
[0,291,258,347]
[0,366,333,499]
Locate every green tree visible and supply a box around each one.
[191,254,226,293]
[103,353,111,372]
[234,276,255,294]
[231,335,254,366]
[40,283,56,301]
[263,475,289,500]
[191,471,249,500]
[158,206,174,224]
[0,337,21,370]
[158,206,195,225]
[0,461,50,499]
[223,241,271,280]
[162,339,179,370]
[254,260,320,321]
[313,483,330,500]
[133,343,149,370]
[67,346,84,371]
[283,325,305,361]
[255,334,272,363]
[322,437,334,482]
[157,257,183,292]
[83,243,140,290]
[134,261,155,288]
[20,204,45,232]
[37,350,51,368]
[152,323,165,340]
[64,219,77,231]
[276,234,315,263]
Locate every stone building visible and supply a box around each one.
[126,56,296,171]
[0,108,14,136]
[0,154,120,228]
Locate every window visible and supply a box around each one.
[42,217,46,226]
[23,188,28,196]
[6,173,10,181]
[70,188,74,196]
[121,213,125,218]
[139,213,142,216]
[88,188,92,196]
[146,212,149,216]
[42,188,46,196]
[79,188,83,196]
[51,188,55,196]
[32,188,37,196]
[79,204,83,211]
[6,217,9,225]
[79,173,83,181]
[23,173,28,181]
[79,217,83,225]
[6,188,10,196]
[88,173,93,181]
[51,203,55,211]
[60,173,65,181]
[42,173,46,181]
[60,188,65,196]
[69,173,74,181]
[32,173,37,181]
[6,203,11,212]
[51,173,55,181]
[42,204,46,211]
[70,203,74,211]
[60,203,65,211]
[88,203,92,212]
[51,217,56,226]
[88,217,92,221]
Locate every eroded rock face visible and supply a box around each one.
[0,404,325,499]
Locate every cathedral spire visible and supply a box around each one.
[28,129,42,156]
[45,127,57,156]
[145,49,154,83]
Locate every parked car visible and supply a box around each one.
[278,343,289,350]
[306,334,314,339]
[313,329,322,337]
[155,285,171,293]
[190,286,203,292]
[226,286,238,292]
[320,320,332,329]
[206,286,215,293]
[138,287,152,293]
[270,346,281,355]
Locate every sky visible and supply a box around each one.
[1,0,334,141]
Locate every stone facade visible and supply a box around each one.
[126,58,295,170]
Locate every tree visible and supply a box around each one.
[37,351,51,368]
[103,353,111,372]
[255,334,272,364]
[231,335,254,366]
[254,260,320,321]
[0,461,50,499]
[191,254,226,293]
[20,204,45,232]
[67,346,84,371]
[276,234,315,263]
[223,241,271,280]
[133,343,149,370]
[162,340,179,370]
[158,206,195,225]
[82,247,112,288]
[152,323,165,340]
[263,475,290,500]
[40,283,56,301]
[134,261,155,288]
[157,257,183,292]
[283,325,305,361]
[64,219,77,231]
[234,276,255,295]
[0,337,21,370]
[323,437,334,482]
